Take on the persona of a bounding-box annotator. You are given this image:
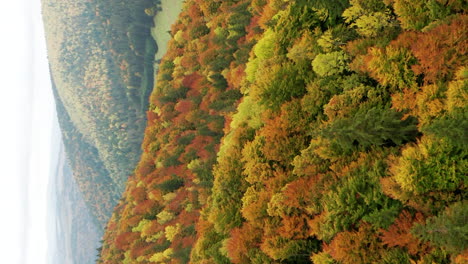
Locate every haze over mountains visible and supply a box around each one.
[47,118,101,264]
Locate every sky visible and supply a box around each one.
[0,0,55,263]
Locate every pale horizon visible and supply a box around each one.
[0,1,56,263]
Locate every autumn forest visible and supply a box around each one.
[43,0,467,263]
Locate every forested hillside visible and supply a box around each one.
[98,0,467,263]
[42,0,158,226]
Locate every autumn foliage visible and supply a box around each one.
[98,0,467,263]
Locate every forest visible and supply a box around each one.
[42,0,160,227]
[42,0,467,263]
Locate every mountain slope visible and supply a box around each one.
[42,0,157,227]
[99,0,467,263]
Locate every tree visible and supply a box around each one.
[321,156,402,239]
[412,201,468,255]
[389,135,468,194]
[392,0,465,30]
[342,0,395,37]
[365,45,418,90]
[320,106,418,155]
[380,210,430,255]
[287,30,316,63]
[409,15,467,84]
[422,109,468,148]
[327,223,384,264]
[226,224,267,264]
[312,51,349,77]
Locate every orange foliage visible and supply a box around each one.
[307,212,327,239]
[207,119,224,134]
[187,4,203,19]
[167,190,188,212]
[177,210,200,226]
[258,1,276,30]
[227,223,262,264]
[130,186,147,203]
[327,223,384,264]
[392,84,446,126]
[198,48,217,66]
[380,210,431,255]
[185,135,214,160]
[182,72,203,89]
[146,109,158,124]
[181,236,196,248]
[175,99,194,113]
[143,220,162,237]
[115,231,140,251]
[260,101,308,164]
[160,102,177,121]
[172,112,191,128]
[181,53,200,69]
[130,240,156,259]
[278,215,310,239]
[391,88,418,115]
[133,199,158,216]
[282,175,323,211]
[241,188,271,223]
[136,154,155,176]
[245,15,261,42]
[410,15,467,84]
[226,63,246,90]
[126,215,143,228]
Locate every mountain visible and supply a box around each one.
[98,0,467,263]
[48,139,101,264]
[42,0,157,227]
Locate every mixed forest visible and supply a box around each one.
[42,0,467,263]
[42,0,160,227]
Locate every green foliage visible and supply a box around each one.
[157,210,175,224]
[165,223,181,242]
[149,248,173,262]
[157,176,184,193]
[191,224,231,264]
[288,30,317,63]
[366,45,418,90]
[342,0,395,37]
[274,0,326,51]
[245,29,278,83]
[230,96,263,130]
[391,135,468,194]
[261,237,318,263]
[305,0,350,27]
[320,106,418,155]
[412,201,468,255]
[254,29,277,60]
[310,251,336,264]
[322,157,402,239]
[423,109,468,148]
[381,248,411,264]
[393,0,465,30]
[209,142,249,233]
[312,51,349,77]
[252,61,307,111]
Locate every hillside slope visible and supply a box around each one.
[42,0,157,226]
[99,0,467,263]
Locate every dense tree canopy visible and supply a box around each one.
[96,0,467,263]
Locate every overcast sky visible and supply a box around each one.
[0,1,55,263]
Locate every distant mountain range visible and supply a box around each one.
[47,119,101,264]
